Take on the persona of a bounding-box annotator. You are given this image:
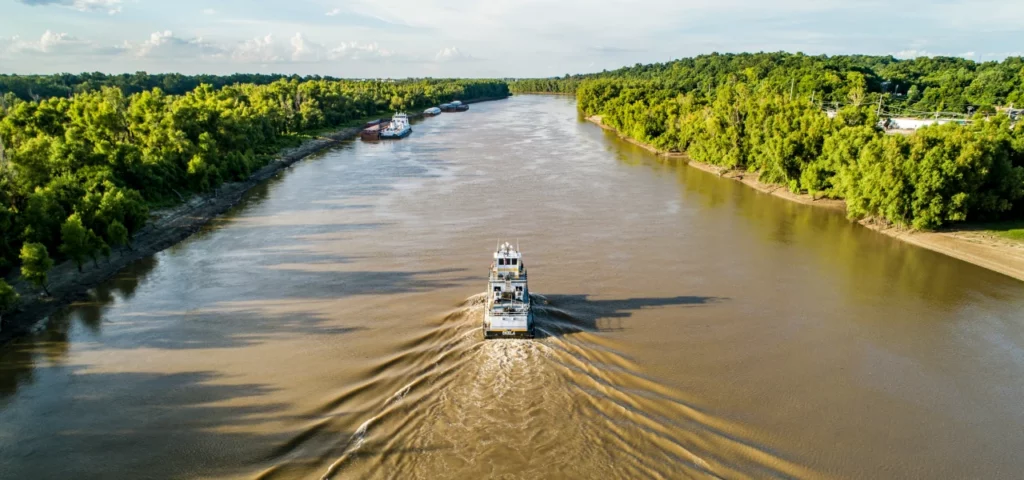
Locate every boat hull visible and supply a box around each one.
[483,311,534,339]
[380,128,412,139]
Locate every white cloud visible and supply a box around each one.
[330,41,392,60]
[232,34,286,63]
[6,0,1024,76]
[1,30,96,55]
[228,33,393,63]
[0,30,398,66]
[352,0,885,43]
[435,47,472,61]
[16,0,122,14]
[121,30,224,58]
[290,33,323,61]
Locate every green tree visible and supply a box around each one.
[59,213,92,272]
[87,229,105,267]
[20,242,53,295]
[906,85,921,103]
[561,52,1024,229]
[0,279,18,331]
[107,220,129,253]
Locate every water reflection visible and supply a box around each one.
[616,147,1008,309]
[535,294,726,338]
[0,257,159,399]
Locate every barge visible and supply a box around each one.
[359,119,386,140]
[360,123,381,140]
[441,100,469,112]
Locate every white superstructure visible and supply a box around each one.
[380,112,412,138]
[484,242,534,339]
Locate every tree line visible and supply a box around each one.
[513,52,1024,114]
[510,76,584,94]
[516,52,1024,230]
[0,77,509,318]
[0,72,343,102]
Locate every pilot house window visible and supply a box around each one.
[511,258,518,265]
[498,259,505,265]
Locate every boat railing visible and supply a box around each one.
[490,272,527,281]
[491,301,530,312]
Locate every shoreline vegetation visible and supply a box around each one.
[0,79,508,345]
[585,114,1024,282]
[511,52,1024,282]
[3,50,1024,341]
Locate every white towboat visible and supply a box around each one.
[380,112,412,139]
[484,242,534,339]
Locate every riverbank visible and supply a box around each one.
[508,91,574,95]
[0,96,507,346]
[586,114,1024,283]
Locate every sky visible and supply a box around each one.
[1,0,1023,77]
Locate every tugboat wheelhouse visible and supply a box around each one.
[483,242,534,339]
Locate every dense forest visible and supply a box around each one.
[509,76,583,95]
[0,77,508,304]
[514,52,1024,230]
[512,53,1024,115]
[0,72,340,101]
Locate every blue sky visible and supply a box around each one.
[1,0,1022,77]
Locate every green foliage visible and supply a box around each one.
[983,220,1024,241]
[87,229,106,267]
[59,213,92,272]
[516,52,1024,115]
[0,72,327,101]
[0,77,509,274]
[510,77,583,94]
[0,279,17,326]
[107,220,128,252]
[560,53,1024,229]
[19,242,52,294]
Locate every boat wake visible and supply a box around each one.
[257,294,816,480]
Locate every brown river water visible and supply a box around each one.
[2,95,1024,480]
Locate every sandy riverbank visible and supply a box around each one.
[586,115,1024,283]
[0,96,508,346]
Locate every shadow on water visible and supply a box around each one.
[91,308,366,351]
[0,256,161,398]
[0,264,472,397]
[0,366,407,480]
[533,294,726,338]
[239,267,476,301]
[67,256,161,333]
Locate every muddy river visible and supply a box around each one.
[2,95,1023,479]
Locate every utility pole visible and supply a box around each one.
[789,78,795,102]
[876,94,884,117]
